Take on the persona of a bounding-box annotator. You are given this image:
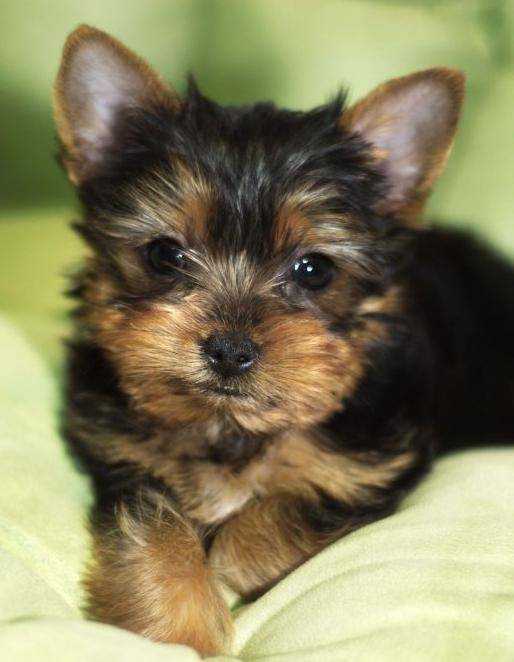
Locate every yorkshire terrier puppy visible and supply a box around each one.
[54,25,514,657]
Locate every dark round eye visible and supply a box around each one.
[293,253,334,290]
[146,238,186,274]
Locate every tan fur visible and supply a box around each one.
[209,494,321,597]
[276,185,372,274]
[207,431,414,597]
[263,431,415,504]
[78,420,413,528]
[90,300,363,432]
[274,184,341,250]
[81,248,385,434]
[357,285,403,317]
[82,419,415,603]
[76,277,406,527]
[86,491,232,656]
[127,161,214,244]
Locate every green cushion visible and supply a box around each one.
[1,1,513,656]
[1,315,514,661]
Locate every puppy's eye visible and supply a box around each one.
[146,238,186,274]
[293,253,333,290]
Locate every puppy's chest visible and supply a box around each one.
[161,432,337,525]
[168,442,288,524]
[157,432,389,525]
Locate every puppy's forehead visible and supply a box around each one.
[130,160,350,260]
[120,95,379,258]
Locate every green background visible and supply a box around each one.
[0,0,513,363]
[1,5,514,659]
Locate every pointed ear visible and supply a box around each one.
[341,68,465,223]
[53,25,180,184]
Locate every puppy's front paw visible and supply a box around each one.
[86,498,233,656]
[88,559,232,656]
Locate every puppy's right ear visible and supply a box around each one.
[53,25,180,184]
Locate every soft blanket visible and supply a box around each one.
[1,316,514,661]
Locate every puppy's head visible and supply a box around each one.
[55,26,464,434]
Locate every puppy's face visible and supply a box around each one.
[55,26,464,434]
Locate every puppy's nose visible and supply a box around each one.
[202,333,259,378]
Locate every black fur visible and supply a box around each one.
[74,83,387,262]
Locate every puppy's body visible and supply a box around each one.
[55,26,514,656]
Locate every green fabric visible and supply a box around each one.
[1,1,513,657]
[1,315,514,661]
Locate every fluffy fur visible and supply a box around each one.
[54,26,514,657]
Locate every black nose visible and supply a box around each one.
[202,333,259,378]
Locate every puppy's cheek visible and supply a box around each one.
[90,300,215,424]
[236,315,364,432]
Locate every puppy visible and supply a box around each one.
[54,25,514,657]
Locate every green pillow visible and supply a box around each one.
[1,315,514,661]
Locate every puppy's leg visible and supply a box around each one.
[210,433,424,599]
[209,493,397,599]
[209,494,347,598]
[85,483,232,656]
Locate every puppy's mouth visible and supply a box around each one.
[203,384,248,398]
[166,376,249,399]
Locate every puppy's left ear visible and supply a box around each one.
[342,68,465,223]
[54,25,180,184]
